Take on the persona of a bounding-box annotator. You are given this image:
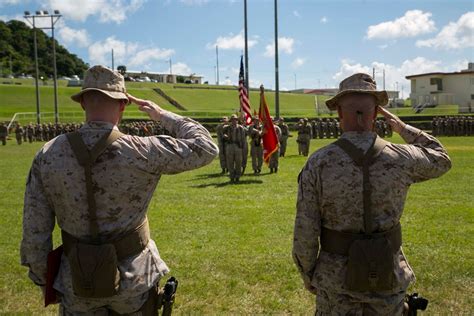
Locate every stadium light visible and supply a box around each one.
[23,9,62,124]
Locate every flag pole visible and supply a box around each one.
[274,0,280,119]
[244,0,249,92]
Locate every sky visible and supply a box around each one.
[1,0,473,96]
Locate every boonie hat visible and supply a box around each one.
[326,73,388,110]
[71,65,129,103]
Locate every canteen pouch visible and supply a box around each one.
[345,237,395,292]
[67,242,120,298]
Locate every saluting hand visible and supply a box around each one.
[377,106,406,134]
[127,94,164,121]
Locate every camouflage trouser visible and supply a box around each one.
[60,286,159,316]
[299,140,310,156]
[269,148,279,169]
[250,144,263,172]
[279,136,288,156]
[242,142,248,172]
[315,288,405,316]
[225,144,242,180]
[0,136,6,145]
[16,135,22,145]
[218,142,226,169]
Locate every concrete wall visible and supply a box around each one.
[409,73,474,113]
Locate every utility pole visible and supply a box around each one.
[372,67,375,80]
[383,68,385,90]
[169,59,172,74]
[111,49,114,70]
[274,0,280,119]
[294,73,296,90]
[216,45,220,85]
[244,0,249,91]
[25,10,62,124]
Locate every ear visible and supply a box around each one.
[372,106,378,120]
[80,99,85,111]
[119,101,126,112]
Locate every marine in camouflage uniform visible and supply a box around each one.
[297,118,312,156]
[293,73,451,315]
[249,116,264,174]
[268,123,281,173]
[21,65,218,315]
[27,123,34,143]
[223,114,246,182]
[0,122,7,145]
[216,117,228,174]
[278,118,289,157]
[15,123,24,145]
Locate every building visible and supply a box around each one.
[125,70,203,84]
[406,62,474,113]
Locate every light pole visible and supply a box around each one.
[274,0,280,119]
[24,10,62,124]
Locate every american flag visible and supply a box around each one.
[239,56,252,125]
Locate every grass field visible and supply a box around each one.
[0,134,472,314]
[0,80,463,124]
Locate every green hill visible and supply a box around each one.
[0,20,88,78]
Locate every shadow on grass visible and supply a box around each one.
[192,170,277,181]
[191,178,264,188]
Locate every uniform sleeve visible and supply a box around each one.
[397,124,452,183]
[20,155,55,286]
[147,111,219,174]
[292,161,321,287]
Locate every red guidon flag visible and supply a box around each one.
[238,56,252,125]
[258,85,279,163]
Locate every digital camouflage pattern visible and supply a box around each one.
[21,110,218,313]
[293,125,451,313]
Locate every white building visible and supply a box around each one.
[406,62,474,113]
[125,71,203,84]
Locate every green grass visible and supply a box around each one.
[0,134,472,314]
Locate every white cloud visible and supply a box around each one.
[264,37,294,57]
[291,57,305,68]
[179,0,209,5]
[0,0,22,6]
[320,16,328,24]
[128,48,174,68]
[416,11,474,50]
[46,0,147,24]
[332,57,450,94]
[172,62,192,75]
[58,26,90,48]
[207,31,258,50]
[366,10,436,40]
[88,36,174,70]
[293,10,301,18]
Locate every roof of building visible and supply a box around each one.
[406,70,474,79]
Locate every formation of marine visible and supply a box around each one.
[0,121,170,145]
[432,116,474,136]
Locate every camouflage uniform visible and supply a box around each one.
[223,121,246,182]
[297,121,312,156]
[268,124,281,173]
[21,112,218,314]
[216,119,228,173]
[293,125,451,314]
[0,123,7,145]
[15,124,24,145]
[278,120,289,157]
[249,121,264,174]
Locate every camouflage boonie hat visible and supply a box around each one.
[326,73,388,110]
[230,114,238,120]
[71,65,129,103]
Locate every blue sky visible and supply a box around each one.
[1,0,473,95]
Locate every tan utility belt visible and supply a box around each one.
[62,217,150,260]
[320,223,402,256]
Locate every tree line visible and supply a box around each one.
[0,19,88,78]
